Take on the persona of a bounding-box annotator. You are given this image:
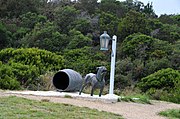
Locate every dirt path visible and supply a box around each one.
[0,91,180,119]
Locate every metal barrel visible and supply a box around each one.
[53,69,83,92]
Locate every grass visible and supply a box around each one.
[64,94,73,98]
[0,96,123,119]
[116,87,151,104]
[159,109,180,119]
[118,94,151,104]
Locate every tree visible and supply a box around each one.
[117,33,173,82]
[75,0,98,15]
[120,33,154,60]
[153,24,180,43]
[142,2,156,17]
[100,0,127,18]
[99,12,119,36]
[63,47,108,75]
[0,0,43,18]
[169,40,180,70]
[19,12,47,29]
[54,6,79,33]
[20,21,69,52]
[71,18,92,35]
[118,10,151,40]
[67,29,92,49]
[137,68,180,103]
[0,48,65,74]
[159,14,180,27]
[0,22,12,49]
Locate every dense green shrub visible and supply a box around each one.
[115,58,146,89]
[0,22,12,49]
[9,62,39,86]
[120,33,154,60]
[153,24,180,43]
[20,22,69,52]
[63,47,109,75]
[119,33,172,61]
[0,48,65,74]
[0,64,20,90]
[66,29,92,49]
[118,11,151,40]
[0,48,65,90]
[137,68,180,103]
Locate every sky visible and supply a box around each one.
[119,0,180,16]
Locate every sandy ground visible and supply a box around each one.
[0,90,180,119]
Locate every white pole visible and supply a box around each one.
[109,35,117,95]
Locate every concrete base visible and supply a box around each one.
[8,90,119,103]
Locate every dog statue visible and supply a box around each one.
[79,66,107,97]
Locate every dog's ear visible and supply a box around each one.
[96,67,99,71]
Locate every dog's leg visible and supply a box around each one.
[91,86,94,96]
[79,76,90,95]
[99,85,104,97]
[79,84,86,95]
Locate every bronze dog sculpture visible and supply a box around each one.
[79,66,107,97]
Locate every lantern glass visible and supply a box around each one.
[100,31,110,51]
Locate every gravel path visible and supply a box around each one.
[0,90,180,119]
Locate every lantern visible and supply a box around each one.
[100,31,111,51]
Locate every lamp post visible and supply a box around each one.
[100,31,117,95]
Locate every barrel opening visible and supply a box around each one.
[53,71,69,90]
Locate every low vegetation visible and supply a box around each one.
[159,109,180,119]
[119,94,151,104]
[137,68,180,103]
[0,96,123,119]
[0,0,179,104]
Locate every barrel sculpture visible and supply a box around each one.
[53,69,83,92]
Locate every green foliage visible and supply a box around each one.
[148,19,163,31]
[0,62,39,90]
[72,18,92,35]
[119,94,151,104]
[115,58,146,88]
[11,27,30,47]
[9,62,39,86]
[169,40,180,70]
[63,47,108,75]
[153,24,180,43]
[145,58,171,75]
[67,29,92,49]
[138,68,180,92]
[0,48,65,90]
[100,0,127,18]
[159,109,180,119]
[120,33,154,60]
[159,14,180,27]
[0,22,12,49]
[118,11,151,40]
[20,22,68,52]
[137,68,180,103]
[99,12,119,35]
[0,48,65,74]
[150,39,172,58]
[0,64,20,90]
[75,0,98,15]
[54,6,79,34]
[0,76,20,90]
[19,12,47,29]
[117,34,174,90]
[0,0,179,104]
[0,0,42,18]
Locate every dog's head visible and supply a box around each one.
[96,66,107,75]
